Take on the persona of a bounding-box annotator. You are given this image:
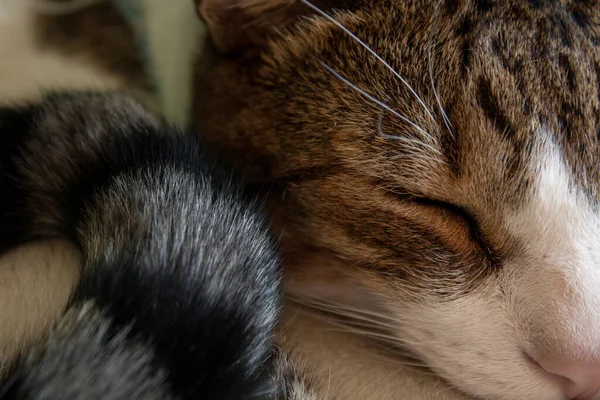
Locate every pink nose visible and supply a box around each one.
[538,357,600,399]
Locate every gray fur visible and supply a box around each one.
[0,92,283,399]
[6,303,173,400]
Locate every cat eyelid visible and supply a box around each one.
[385,190,495,259]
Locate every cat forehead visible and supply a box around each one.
[259,0,600,204]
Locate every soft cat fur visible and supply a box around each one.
[0,2,461,397]
[0,0,151,373]
[4,0,600,399]
[0,4,289,399]
[0,92,281,399]
[193,0,600,399]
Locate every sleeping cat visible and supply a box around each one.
[0,1,460,398]
[4,0,600,399]
[193,0,600,399]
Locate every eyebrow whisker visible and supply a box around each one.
[299,0,437,125]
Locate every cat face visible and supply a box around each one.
[194,0,600,398]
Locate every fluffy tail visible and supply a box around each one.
[0,92,281,399]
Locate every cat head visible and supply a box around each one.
[193,1,600,398]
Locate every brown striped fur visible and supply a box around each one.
[194,0,600,398]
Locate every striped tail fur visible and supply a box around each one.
[0,92,281,399]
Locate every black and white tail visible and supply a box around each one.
[0,92,281,399]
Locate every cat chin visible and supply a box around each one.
[286,278,568,399]
[282,250,563,399]
[390,293,567,400]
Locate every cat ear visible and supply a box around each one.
[195,0,343,54]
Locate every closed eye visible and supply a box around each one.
[387,191,496,261]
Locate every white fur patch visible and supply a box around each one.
[504,144,600,360]
[387,141,600,400]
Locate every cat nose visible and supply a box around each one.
[538,357,600,399]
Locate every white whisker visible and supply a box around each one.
[428,47,454,137]
[368,356,436,372]
[377,111,444,157]
[432,380,465,396]
[291,298,401,331]
[322,324,446,348]
[391,153,447,165]
[289,292,403,325]
[299,0,436,124]
[317,59,435,144]
[290,305,440,375]
[289,294,448,346]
